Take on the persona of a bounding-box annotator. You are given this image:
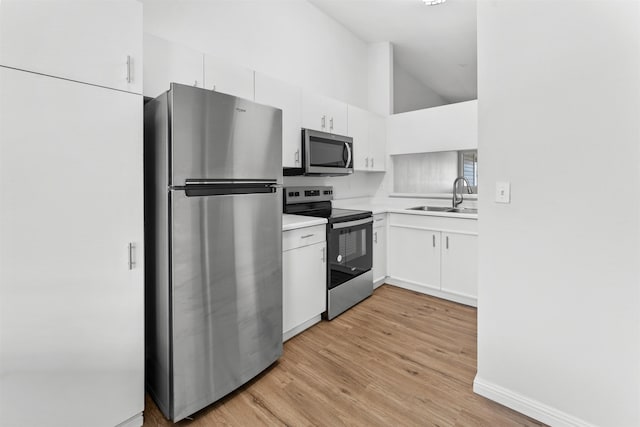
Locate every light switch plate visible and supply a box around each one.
[495,181,511,203]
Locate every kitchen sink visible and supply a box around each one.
[407,206,451,212]
[407,206,478,214]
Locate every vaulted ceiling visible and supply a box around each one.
[308,0,477,103]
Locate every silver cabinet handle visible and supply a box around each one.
[374,231,378,244]
[321,246,326,263]
[365,157,369,168]
[432,235,435,248]
[126,55,132,83]
[194,80,198,86]
[300,234,314,239]
[128,242,136,270]
[446,236,449,249]
[330,117,334,131]
[212,84,216,91]
[371,157,374,168]
[321,115,326,129]
[295,149,300,165]
[375,218,384,222]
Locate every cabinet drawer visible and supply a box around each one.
[283,224,326,251]
[373,213,387,228]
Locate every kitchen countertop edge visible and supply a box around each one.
[282,214,328,231]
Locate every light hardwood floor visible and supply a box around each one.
[143,285,546,426]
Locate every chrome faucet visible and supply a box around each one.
[452,176,472,208]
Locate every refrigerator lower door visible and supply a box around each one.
[169,188,283,421]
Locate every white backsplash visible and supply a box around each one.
[283,171,386,200]
[392,151,459,193]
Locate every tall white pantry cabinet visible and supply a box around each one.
[0,2,144,427]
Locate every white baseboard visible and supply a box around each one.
[385,277,477,307]
[373,277,387,289]
[473,376,598,427]
[116,412,143,427]
[283,315,322,342]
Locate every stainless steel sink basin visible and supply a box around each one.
[407,206,478,214]
[407,206,451,212]
[448,208,478,214]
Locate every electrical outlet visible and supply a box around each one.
[495,181,510,203]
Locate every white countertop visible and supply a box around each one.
[332,197,478,220]
[282,214,327,231]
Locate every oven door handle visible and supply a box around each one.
[331,217,373,230]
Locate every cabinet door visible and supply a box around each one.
[347,105,370,171]
[441,232,478,299]
[373,225,387,285]
[0,68,144,427]
[0,0,142,94]
[255,73,302,168]
[203,54,254,100]
[325,96,348,135]
[301,90,329,132]
[282,242,327,336]
[368,112,387,171]
[388,226,440,289]
[143,33,204,98]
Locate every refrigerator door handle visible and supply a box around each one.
[184,182,280,197]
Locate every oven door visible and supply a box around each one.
[327,217,373,289]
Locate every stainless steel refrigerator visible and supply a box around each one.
[144,83,283,422]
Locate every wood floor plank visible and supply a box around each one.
[142,285,546,427]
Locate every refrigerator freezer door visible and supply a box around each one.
[169,83,283,185]
[169,189,283,421]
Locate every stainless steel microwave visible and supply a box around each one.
[302,128,353,176]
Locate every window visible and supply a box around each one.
[459,150,478,193]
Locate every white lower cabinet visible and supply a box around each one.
[388,225,441,289]
[441,232,478,299]
[282,225,327,341]
[372,214,387,287]
[387,213,477,306]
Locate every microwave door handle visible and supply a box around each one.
[345,142,352,168]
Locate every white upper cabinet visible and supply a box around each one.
[0,0,142,94]
[302,90,348,135]
[387,100,477,154]
[347,105,386,172]
[347,105,369,170]
[255,73,302,168]
[368,113,386,171]
[203,54,254,100]
[143,33,204,98]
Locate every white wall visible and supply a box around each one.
[476,2,640,426]
[142,0,369,108]
[367,42,394,116]
[393,62,445,113]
